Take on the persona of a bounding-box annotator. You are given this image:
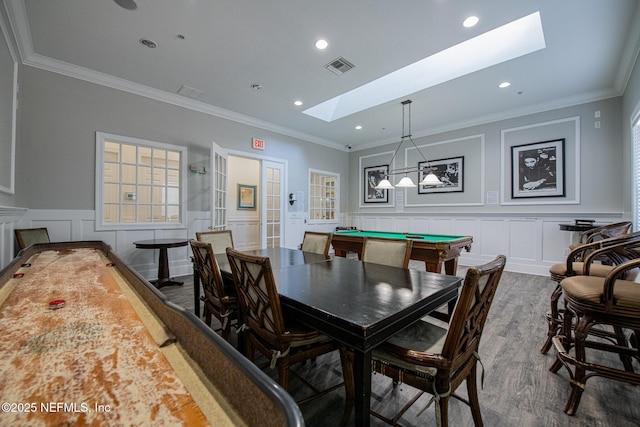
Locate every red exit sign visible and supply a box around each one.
[252,138,265,150]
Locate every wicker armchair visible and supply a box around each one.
[368,255,506,427]
[226,247,353,403]
[190,240,238,340]
[551,253,640,415]
[541,231,640,353]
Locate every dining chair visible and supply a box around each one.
[361,236,412,268]
[14,227,50,250]
[550,254,640,415]
[196,230,234,254]
[190,239,238,340]
[367,255,507,427]
[225,247,353,406]
[300,231,331,256]
[541,231,640,354]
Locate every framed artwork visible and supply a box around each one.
[418,156,464,194]
[363,165,388,203]
[511,139,565,199]
[237,184,256,209]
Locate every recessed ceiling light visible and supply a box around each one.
[294,100,303,106]
[355,125,362,130]
[139,39,157,48]
[499,81,511,88]
[463,16,479,28]
[315,39,328,50]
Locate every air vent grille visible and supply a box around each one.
[177,85,204,99]
[324,57,355,75]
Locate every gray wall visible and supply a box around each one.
[16,66,349,213]
[348,97,624,217]
[622,50,640,219]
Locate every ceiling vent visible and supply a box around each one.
[324,57,355,75]
[177,85,204,99]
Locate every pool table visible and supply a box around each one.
[331,230,473,275]
[0,241,302,427]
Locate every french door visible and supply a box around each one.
[262,160,285,248]
[210,142,228,230]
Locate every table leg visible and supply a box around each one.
[193,264,201,318]
[154,248,183,288]
[352,349,372,427]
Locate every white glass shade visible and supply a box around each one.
[396,176,417,187]
[420,172,442,186]
[374,179,394,190]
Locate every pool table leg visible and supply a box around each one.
[424,258,458,275]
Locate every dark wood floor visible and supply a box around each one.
[161,261,640,426]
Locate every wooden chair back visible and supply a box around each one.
[15,227,50,250]
[226,248,288,351]
[301,231,331,256]
[190,239,236,338]
[361,237,412,268]
[196,230,234,254]
[442,255,507,365]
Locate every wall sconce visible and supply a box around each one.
[289,193,297,205]
[189,164,208,174]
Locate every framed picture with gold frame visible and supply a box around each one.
[237,184,256,209]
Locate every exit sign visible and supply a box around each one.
[252,138,265,150]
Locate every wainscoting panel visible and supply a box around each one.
[508,219,542,262]
[0,206,28,268]
[479,219,510,257]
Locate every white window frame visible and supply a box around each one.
[95,132,187,231]
[308,168,339,225]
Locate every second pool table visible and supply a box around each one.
[331,229,473,275]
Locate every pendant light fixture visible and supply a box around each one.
[374,100,442,189]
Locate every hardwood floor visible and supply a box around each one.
[161,261,640,426]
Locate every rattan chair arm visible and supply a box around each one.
[601,257,640,307]
[380,341,450,370]
[582,237,640,275]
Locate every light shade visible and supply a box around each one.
[396,176,417,188]
[374,179,394,190]
[420,171,442,186]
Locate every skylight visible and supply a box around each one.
[303,11,545,122]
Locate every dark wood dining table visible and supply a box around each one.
[211,247,462,427]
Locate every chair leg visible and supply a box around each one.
[221,322,230,341]
[338,345,354,425]
[541,283,563,354]
[277,362,291,390]
[613,326,634,372]
[563,314,593,415]
[550,301,574,374]
[466,364,484,427]
[436,393,450,427]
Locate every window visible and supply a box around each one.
[96,132,187,230]
[308,169,339,223]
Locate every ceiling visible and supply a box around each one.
[3,0,640,152]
